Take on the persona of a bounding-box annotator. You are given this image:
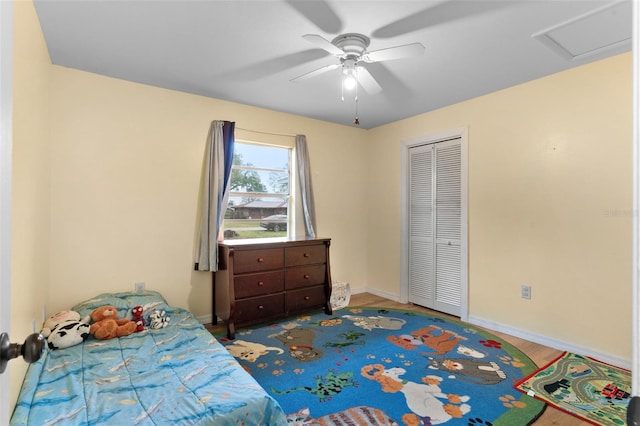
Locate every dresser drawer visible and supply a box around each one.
[234,271,284,299]
[285,264,326,290]
[285,244,326,267]
[235,293,285,324]
[286,286,326,312]
[233,248,283,274]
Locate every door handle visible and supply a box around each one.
[0,332,45,374]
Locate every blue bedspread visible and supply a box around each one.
[11,291,287,425]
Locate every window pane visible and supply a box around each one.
[231,168,289,194]
[223,142,291,240]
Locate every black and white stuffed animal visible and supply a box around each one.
[41,310,91,350]
[148,309,170,329]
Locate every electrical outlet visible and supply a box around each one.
[135,282,146,292]
[520,284,531,299]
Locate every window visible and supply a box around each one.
[223,142,292,240]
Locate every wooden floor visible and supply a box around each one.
[207,292,591,425]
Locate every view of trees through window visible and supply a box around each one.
[223,142,291,240]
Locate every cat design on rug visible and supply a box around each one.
[271,370,356,402]
[427,357,507,385]
[285,406,398,426]
[271,328,323,362]
[386,325,467,356]
[361,364,471,424]
[224,339,284,362]
[342,314,406,331]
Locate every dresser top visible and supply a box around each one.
[220,236,330,250]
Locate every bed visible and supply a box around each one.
[10,291,287,425]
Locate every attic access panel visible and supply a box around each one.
[533,0,631,61]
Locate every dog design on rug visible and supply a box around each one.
[361,364,471,424]
[342,314,406,331]
[270,328,323,362]
[426,357,507,385]
[387,325,467,356]
[456,344,488,359]
[225,339,284,362]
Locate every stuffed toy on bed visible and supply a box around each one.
[149,309,170,329]
[41,310,91,350]
[131,305,146,332]
[89,305,137,340]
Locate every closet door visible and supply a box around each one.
[408,138,461,316]
[408,144,434,310]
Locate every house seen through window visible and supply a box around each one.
[223,142,291,240]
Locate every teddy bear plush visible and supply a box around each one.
[41,310,91,350]
[89,305,137,340]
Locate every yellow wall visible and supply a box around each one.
[10,0,51,409]
[367,53,632,361]
[46,66,369,317]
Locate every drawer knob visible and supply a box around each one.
[304,296,310,300]
[257,257,264,263]
[304,274,310,279]
[303,253,310,258]
[258,281,264,286]
[258,305,264,310]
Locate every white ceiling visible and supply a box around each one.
[33,0,632,129]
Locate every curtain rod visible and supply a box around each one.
[236,126,297,138]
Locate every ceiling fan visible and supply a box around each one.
[290,33,425,95]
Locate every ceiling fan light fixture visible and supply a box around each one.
[296,32,423,125]
[342,58,357,91]
[343,74,357,90]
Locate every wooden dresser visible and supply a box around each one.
[214,237,332,339]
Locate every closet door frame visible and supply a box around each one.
[400,127,468,321]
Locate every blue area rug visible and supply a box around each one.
[218,307,545,425]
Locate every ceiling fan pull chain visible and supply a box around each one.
[353,79,359,126]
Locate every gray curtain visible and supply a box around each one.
[195,121,235,271]
[296,135,317,238]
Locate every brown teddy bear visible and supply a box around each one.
[89,305,137,340]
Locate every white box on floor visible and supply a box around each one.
[330,280,350,311]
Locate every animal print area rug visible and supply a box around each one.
[515,352,631,425]
[217,307,545,426]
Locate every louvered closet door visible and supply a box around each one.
[408,138,462,316]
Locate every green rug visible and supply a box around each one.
[515,352,631,425]
[218,307,545,425]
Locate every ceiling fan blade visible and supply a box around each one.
[290,63,340,82]
[302,34,344,56]
[222,49,331,81]
[372,1,515,39]
[363,43,425,63]
[286,0,342,33]
[356,66,382,94]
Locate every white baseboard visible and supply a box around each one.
[468,314,631,370]
[196,314,213,324]
[353,286,400,302]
